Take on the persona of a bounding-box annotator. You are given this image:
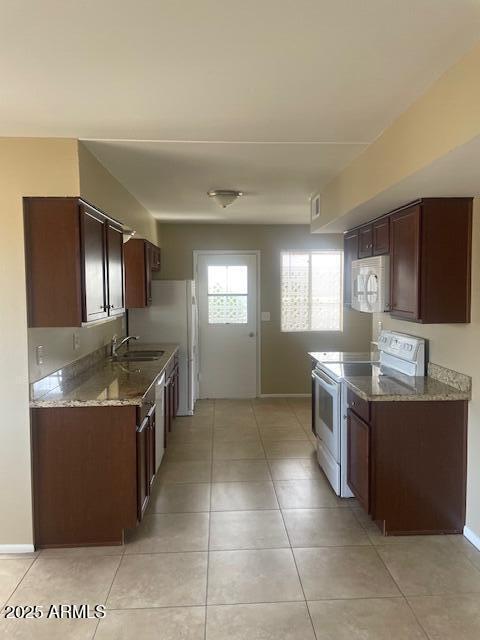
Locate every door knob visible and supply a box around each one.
[248,332,255,337]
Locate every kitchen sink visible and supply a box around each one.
[112,349,165,362]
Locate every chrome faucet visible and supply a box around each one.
[111,335,139,358]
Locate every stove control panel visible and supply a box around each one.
[378,330,426,376]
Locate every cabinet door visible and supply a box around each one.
[163,383,170,448]
[347,409,370,512]
[343,231,359,305]
[136,417,149,521]
[168,377,175,425]
[145,243,153,306]
[107,225,125,316]
[150,245,161,272]
[124,239,148,308]
[390,205,421,320]
[311,373,316,435]
[173,366,180,417]
[147,409,156,487]
[81,207,108,321]
[373,217,390,255]
[358,225,373,258]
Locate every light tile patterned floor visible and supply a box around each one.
[1,397,480,639]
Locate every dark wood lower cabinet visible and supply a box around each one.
[147,408,156,489]
[136,416,150,523]
[347,409,370,513]
[32,352,181,548]
[346,392,467,535]
[164,357,180,444]
[32,406,138,548]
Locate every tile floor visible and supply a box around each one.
[1,397,480,638]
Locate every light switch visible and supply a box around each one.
[36,345,44,365]
[73,332,80,351]
[261,311,271,322]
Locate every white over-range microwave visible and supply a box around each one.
[351,255,390,313]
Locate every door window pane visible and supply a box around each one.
[208,265,248,294]
[208,265,248,324]
[208,295,247,324]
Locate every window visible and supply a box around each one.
[281,251,343,331]
[207,265,248,323]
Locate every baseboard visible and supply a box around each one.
[0,544,35,554]
[259,393,311,398]
[464,526,480,551]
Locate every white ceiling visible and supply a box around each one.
[2,0,480,222]
[85,140,366,223]
[322,134,480,232]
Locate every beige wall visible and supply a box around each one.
[28,142,158,384]
[313,42,480,230]
[156,223,372,394]
[0,138,80,546]
[28,318,125,382]
[78,142,158,244]
[0,138,159,546]
[373,197,480,541]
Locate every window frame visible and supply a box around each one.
[280,250,344,333]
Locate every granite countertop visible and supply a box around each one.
[30,343,179,408]
[344,365,470,402]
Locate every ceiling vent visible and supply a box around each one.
[310,193,321,221]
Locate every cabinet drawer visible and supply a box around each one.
[347,387,370,423]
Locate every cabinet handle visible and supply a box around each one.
[137,419,148,433]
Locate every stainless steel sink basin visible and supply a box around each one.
[112,350,165,362]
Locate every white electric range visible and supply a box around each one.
[310,331,425,497]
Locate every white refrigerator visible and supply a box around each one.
[129,280,198,416]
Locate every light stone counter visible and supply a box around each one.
[344,364,471,402]
[30,343,179,408]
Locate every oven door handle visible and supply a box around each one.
[311,369,338,390]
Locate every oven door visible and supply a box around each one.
[312,367,341,463]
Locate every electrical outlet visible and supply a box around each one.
[73,332,80,351]
[36,345,44,365]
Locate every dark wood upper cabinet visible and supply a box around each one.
[24,198,83,327]
[124,239,161,308]
[24,197,124,327]
[358,224,373,258]
[107,224,125,317]
[390,198,472,323]
[389,205,421,320]
[344,197,472,323]
[343,230,359,305]
[81,204,108,322]
[372,217,389,255]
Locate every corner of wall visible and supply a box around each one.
[77,142,158,245]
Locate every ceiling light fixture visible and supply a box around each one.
[207,189,243,208]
